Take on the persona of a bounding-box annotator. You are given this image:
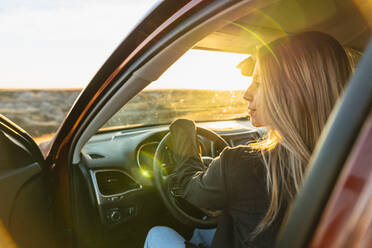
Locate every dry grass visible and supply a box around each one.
[0,89,248,140]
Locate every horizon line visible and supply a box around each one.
[0,88,83,91]
[0,88,246,91]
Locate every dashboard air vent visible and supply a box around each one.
[88,153,105,159]
[95,170,140,196]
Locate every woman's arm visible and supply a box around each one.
[169,119,227,210]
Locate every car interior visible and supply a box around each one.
[0,0,371,248]
[67,1,370,247]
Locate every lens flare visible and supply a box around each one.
[251,8,289,40]
[353,0,372,27]
[228,21,281,67]
[140,168,152,178]
[0,221,16,248]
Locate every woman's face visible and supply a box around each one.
[243,63,265,127]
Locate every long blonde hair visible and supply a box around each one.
[249,32,352,234]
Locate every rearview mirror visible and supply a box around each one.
[236,56,256,76]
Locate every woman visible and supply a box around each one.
[144,31,352,248]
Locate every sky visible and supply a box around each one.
[151,49,251,90]
[0,0,252,90]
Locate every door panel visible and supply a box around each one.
[0,118,52,248]
[0,162,41,226]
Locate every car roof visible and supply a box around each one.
[194,0,371,54]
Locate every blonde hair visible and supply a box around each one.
[249,32,352,235]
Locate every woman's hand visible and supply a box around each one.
[169,119,201,167]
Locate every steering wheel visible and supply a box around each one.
[153,126,229,229]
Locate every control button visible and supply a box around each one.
[128,206,135,215]
[111,210,122,222]
[106,208,122,223]
[123,206,136,218]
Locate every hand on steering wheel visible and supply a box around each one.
[153,120,229,228]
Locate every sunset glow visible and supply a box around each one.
[0,1,252,91]
[149,49,253,90]
[0,0,158,89]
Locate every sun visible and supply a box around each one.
[147,49,253,91]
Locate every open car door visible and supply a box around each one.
[0,114,52,248]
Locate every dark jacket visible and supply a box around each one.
[170,119,286,248]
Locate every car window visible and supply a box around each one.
[101,49,252,131]
[101,45,361,132]
[0,1,158,143]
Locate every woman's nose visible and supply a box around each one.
[243,84,255,102]
[243,90,253,101]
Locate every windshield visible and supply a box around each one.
[101,49,252,131]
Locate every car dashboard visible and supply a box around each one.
[75,120,263,247]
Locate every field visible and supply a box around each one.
[0,89,81,139]
[0,89,248,140]
[104,89,248,129]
